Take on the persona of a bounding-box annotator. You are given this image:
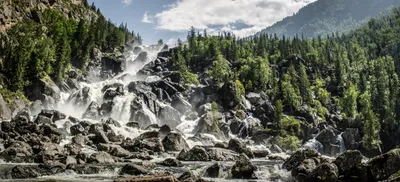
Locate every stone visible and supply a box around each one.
[88,152,115,164]
[334,150,363,177]
[62,156,77,165]
[162,133,189,152]
[252,150,270,158]
[342,128,361,150]
[109,145,131,157]
[228,139,254,159]
[369,148,400,181]
[158,105,182,128]
[26,77,61,101]
[70,124,86,135]
[177,146,210,161]
[206,147,239,161]
[283,149,319,171]
[171,93,192,114]
[82,101,100,119]
[231,154,257,179]
[310,163,339,182]
[127,81,152,94]
[34,115,52,124]
[159,158,183,167]
[204,162,225,178]
[195,112,225,140]
[120,164,149,175]
[6,166,39,179]
[104,118,121,127]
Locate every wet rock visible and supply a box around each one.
[369,148,400,181]
[5,166,39,179]
[64,144,82,156]
[310,162,339,182]
[101,54,125,74]
[154,80,178,96]
[218,82,241,109]
[101,83,124,93]
[252,150,270,158]
[204,162,225,178]
[52,110,66,122]
[177,146,210,161]
[131,109,156,129]
[159,158,183,167]
[114,176,179,182]
[12,108,31,125]
[82,101,100,119]
[283,149,319,171]
[245,92,263,105]
[0,94,12,120]
[36,143,64,162]
[39,124,62,136]
[34,115,52,124]
[61,156,77,165]
[103,88,123,101]
[88,152,115,164]
[206,147,239,161]
[228,139,254,159]
[72,135,86,146]
[122,137,164,153]
[68,116,79,123]
[171,93,192,114]
[91,130,109,144]
[162,133,189,152]
[334,150,363,177]
[2,141,33,157]
[126,122,140,129]
[104,118,122,127]
[109,145,131,157]
[138,131,160,139]
[127,81,152,94]
[178,171,200,182]
[70,124,86,135]
[159,124,171,134]
[120,164,149,175]
[231,154,257,179]
[158,105,182,128]
[291,157,319,181]
[74,165,102,174]
[195,112,225,140]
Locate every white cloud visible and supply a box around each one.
[142,11,154,24]
[121,0,132,6]
[155,0,316,37]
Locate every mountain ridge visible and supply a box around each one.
[257,0,400,38]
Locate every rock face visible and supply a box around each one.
[26,77,61,101]
[310,162,339,182]
[334,150,363,177]
[230,154,257,179]
[0,94,12,120]
[283,149,319,171]
[158,105,181,128]
[369,148,400,181]
[342,128,361,150]
[162,133,189,151]
[120,164,149,175]
[82,101,100,119]
[204,162,225,178]
[102,53,125,74]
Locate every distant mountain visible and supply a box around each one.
[257,0,400,38]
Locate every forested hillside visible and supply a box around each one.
[172,7,400,153]
[0,0,141,109]
[258,0,400,38]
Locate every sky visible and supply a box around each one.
[89,0,317,45]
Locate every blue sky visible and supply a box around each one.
[89,0,316,45]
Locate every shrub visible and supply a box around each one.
[274,135,302,151]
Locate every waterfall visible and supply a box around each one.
[302,138,323,153]
[337,132,346,154]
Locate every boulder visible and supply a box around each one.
[231,154,257,179]
[283,149,319,171]
[154,80,178,96]
[206,147,239,161]
[162,133,189,152]
[218,82,241,109]
[195,112,225,140]
[245,92,263,105]
[26,77,61,101]
[127,81,152,94]
[158,105,182,128]
[120,164,149,175]
[291,158,319,181]
[101,54,125,74]
[252,150,270,158]
[82,101,100,119]
[2,141,33,157]
[126,122,140,129]
[101,83,124,93]
[131,109,156,129]
[310,163,339,182]
[103,88,123,101]
[34,115,52,124]
[0,94,12,120]
[61,156,78,165]
[89,152,115,164]
[109,145,131,158]
[159,124,171,135]
[159,158,183,167]
[334,150,363,177]
[204,162,225,178]
[177,146,210,161]
[6,166,39,179]
[104,118,122,127]
[369,148,400,181]
[70,124,86,135]
[171,93,192,114]
[122,138,164,153]
[228,139,254,159]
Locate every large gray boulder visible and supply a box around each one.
[25,77,61,101]
[342,128,361,150]
[177,146,210,161]
[162,133,189,151]
[82,101,100,119]
[158,105,181,128]
[195,111,225,140]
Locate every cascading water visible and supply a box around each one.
[337,132,346,154]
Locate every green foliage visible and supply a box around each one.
[274,135,302,151]
[0,89,28,108]
[274,100,283,129]
[360,91,381,150]
[234,80,245,103]
[211,102,219,122]
[281,74,301,111]
[340,83,358,118]
[235,110,246,120]
[238,56,270,91]
[207,53,231,85]
[280,116,301,136]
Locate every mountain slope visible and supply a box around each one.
[258,0,400,38]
